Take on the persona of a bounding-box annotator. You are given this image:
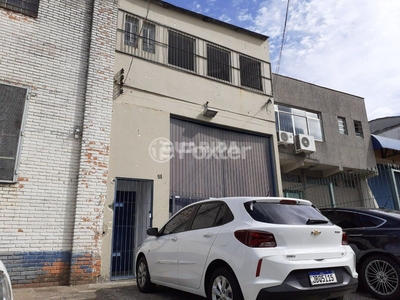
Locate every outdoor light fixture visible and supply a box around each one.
[202,102,218,118]
[74,125,83,139]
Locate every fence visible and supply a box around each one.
[283,164,400,210]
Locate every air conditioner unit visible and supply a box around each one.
[277,131,294,145]
[295,134,316,154]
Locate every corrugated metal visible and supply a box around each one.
[170,118,274,200]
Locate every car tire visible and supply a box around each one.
[136,256,155,293]
[208,267,243,300]
[360,254,400,300]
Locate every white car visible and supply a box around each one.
[0,259,13,300]
[136,197,358,300]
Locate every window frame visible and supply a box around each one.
[142,21,156,53]
[0,0,40,18]
[239,55,263,91]
[0,83,29,183]
[274,104,323,141]
[206,44,231,82]
[124,15,139,48]
[354,120,364,138]
[168,30,196,72]
[338,117,348,135]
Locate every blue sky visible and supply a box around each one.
[164,0,400,120]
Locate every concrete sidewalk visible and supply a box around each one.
[13,280,375,300]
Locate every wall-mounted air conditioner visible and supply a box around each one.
[277,131,294,146]
[295,134,316,154]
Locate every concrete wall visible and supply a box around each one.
[0,0,117,287]
[274,74,376,173]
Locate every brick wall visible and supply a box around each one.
[0,0,117,286]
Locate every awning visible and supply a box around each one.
[371,134,400,158]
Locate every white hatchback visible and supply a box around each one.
[135,197,358,300]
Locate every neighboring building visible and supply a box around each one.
[272,74,377,207]
[102,0,280,280]
[368,116,400,209]
[0,0,118,286]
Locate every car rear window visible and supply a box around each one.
[244,201,331,225]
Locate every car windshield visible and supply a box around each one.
[244,201,331,225]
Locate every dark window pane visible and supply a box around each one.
[240,55,262,90]
[191,202,222,230]
[0,83,27,182]
[244,202,329,225]
[162,205,196,234]
[207,44,230,82]
[0,0,40,18]
[354,120,364,138]
[168,31,195,71]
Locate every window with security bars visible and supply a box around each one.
[142,22,155,53]
[338,117,348,135]
[0,83,28,182]
[240,55,262,90]
[124,15,139,47]
[168,31,195,71]
[0,0,39,17]
[354,120,364,138]
[207,44,230,82]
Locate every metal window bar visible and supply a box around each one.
[116,10,271,95]
[0,0,40,18]
[207,44,231,82]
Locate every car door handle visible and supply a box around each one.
[171,236,178,242]
[347,234,363,237]
[203,233,214,238]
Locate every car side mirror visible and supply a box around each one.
[147,227,159,236]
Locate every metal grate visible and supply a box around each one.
[111,178,153,279]
[0,0,40,18]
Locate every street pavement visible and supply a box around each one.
[13,280,376,300]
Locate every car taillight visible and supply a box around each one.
[342,232,349,245]
[234,230,277,248]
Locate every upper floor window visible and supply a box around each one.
[0,0,39,18]
[142,22,156,53]
[240,55,262,90]
[0,83,28,183]
[338,117,348,135]
[124,15,139,47]
[275,104,323,141]
[168,31,195,71]
[354,120,364,138]
[207,44,230,82]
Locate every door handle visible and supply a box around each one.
[347,234,363,237]
[171,236,178,242]
[203,233,214,238]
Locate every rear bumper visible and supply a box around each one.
[256,268,358,300]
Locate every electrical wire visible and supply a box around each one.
[273,0,290,91]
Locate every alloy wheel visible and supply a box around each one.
[365,259,399,296]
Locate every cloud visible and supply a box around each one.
[252,0,400,120]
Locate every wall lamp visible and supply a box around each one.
[202,102,218,118]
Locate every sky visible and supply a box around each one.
[163,0,400,121]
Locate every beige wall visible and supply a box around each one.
[101,0,281,278]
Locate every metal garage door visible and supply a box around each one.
[170,118,276,202]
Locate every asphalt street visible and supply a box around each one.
[13,280,376,300]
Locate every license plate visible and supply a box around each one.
[309,270,337,285]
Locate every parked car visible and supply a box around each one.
[0,259,13,300]
[136,197,358,300]
[320,207,400,300]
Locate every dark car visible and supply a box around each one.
[320,207,400,300]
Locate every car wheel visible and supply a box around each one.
[136,256,155,293]
[208,267,243,300]
[360,255,400,300]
